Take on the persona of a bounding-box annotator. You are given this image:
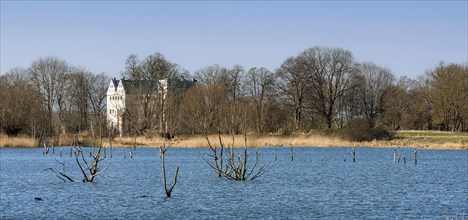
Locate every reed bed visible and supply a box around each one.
[98,132,468,150]
[102,133,355,148]
[1,131,466,150]
[0,134,37,148]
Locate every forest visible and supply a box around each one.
[0,46,467,146]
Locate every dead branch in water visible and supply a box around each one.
[205,133,272,181]
[40,168,74,182]
[160,143,179,197]
[203,131,224,177]
[74,143,111,182]
[36,159,74,182]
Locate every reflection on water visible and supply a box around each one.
[1,147,467,219]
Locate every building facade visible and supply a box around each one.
[106,78,196,135]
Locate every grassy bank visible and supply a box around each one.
[390,130,468,150]
[1,131,467,150]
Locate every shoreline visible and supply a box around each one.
[1,132,467,150]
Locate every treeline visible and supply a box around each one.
[175,47,467,137]
[0,46,467,145]
[0,57,109,145]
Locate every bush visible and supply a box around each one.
[343,118,394,142]
[371,127,394,140]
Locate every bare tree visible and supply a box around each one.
[300,47,358,129]
[384,76,416,130]
[163,88,189,137]
[226,65,245,102]
[405,79,433,130]
[138,52,187,81]
[356,62,395,127]
[339,73,363,128]
[423,63,468,131]
[64,68,90,133]
[0,68,44,138]
[244,67,275,133]
[194,64,228,86]
[29,57,69,137]
[119,52,189,135]
[87,72,110,134]
[181,84,225,134]
[276,57,310,131]
[122,54,142,79]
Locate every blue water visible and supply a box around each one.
[1,147,467,219]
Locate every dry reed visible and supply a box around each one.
[0,134,37,147]
[165,133,400,148]
[1,132,466,150]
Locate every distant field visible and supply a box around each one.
[394,130,468,146]
[396,130,468,137]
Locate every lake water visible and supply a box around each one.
[0,147,467,219]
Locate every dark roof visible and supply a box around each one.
[166,78,198,89]
[111,78,197,94]
[111,78,119,89]
[121,80,158,94]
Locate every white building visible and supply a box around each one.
[106,78,196,135]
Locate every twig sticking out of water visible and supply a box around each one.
[160,144,179,197]
[43,143,49,155]
[128,147,133,159]
[290,144,294,161]
[414,149,417,165]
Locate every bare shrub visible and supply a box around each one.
[75,144,111,182]
[343,118,394,142]
[205,133,271,181]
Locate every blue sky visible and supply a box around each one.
[1,1,467,79]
